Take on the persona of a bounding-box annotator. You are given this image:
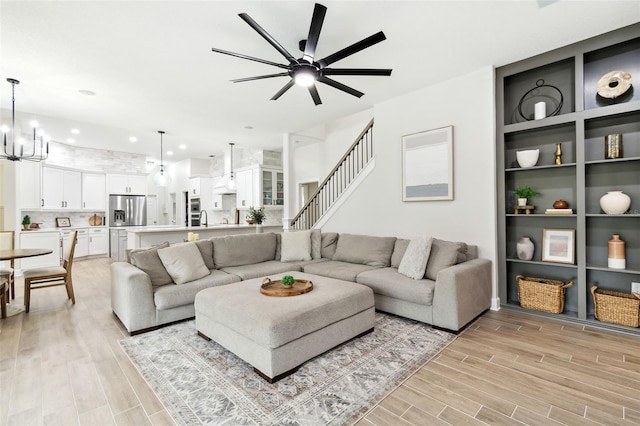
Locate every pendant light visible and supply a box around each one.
[1,78,50,162]
[154,130,171,187]
[228,142,235,189]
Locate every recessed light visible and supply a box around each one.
[179,144,186,150]
[78,89,96,96]
[129,136,137,143]
[166,151,173,156]
[67,138,75,144]
[71,128,80,134]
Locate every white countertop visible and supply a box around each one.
[122,224,282,234]
[21,226,108,233]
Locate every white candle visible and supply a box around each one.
[534,101,546,120]
[188,232,194,241]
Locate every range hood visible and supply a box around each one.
[213,143,237,194]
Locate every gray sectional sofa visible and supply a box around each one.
[111,231,492,334]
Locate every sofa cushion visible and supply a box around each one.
[212,233,277,268]
[280,230,312,262]
[390,239,410,269]
[332,233,396,267]
[220,260,304,281]
[425,238,466,280]
[357,268,435,306]
[157,243,210,285]
[456,243,469,264]
[154,269,241,310]
[128,242,172,287]
[195,240,215,270]
[398,237,433,280]
[275,233,282,260]
[321,232,339,259]
[303,260,381,282]
[311,229,322,260]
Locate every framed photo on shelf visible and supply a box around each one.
[402,125,453,201]
[542,228,575,264]
[56,217,71,227]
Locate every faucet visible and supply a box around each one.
[199,210,208,227]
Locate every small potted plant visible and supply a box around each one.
[513,186,539,206]
[22,215,31,230]
[246,207,266,225]
[281,275,295,288]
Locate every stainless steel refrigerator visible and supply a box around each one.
[109,194,147,227]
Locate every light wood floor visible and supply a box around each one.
[1,258,639,426]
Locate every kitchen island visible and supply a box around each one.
[125,224,283,250]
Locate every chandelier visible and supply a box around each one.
[1,78,50,162]
[154,130,171,187]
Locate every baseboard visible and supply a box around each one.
[491,297,501,311]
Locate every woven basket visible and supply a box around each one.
[591,286,640,328]
[517,275,573,314]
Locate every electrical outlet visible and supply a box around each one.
[632,282,640,294]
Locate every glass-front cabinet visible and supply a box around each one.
[262,169,284,206]
[496,23,640,334]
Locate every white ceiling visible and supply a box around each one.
[1,1,638,164]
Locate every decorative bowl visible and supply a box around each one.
[516,149,539,168]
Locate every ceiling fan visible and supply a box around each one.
[211,3,392,105]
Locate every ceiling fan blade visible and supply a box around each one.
[317,76,364,98]
[303,3,327,63]
[308,85,322,105]
[322,68,392,76]
[231,73,290,83]
[239,13,298,64]
[318,31,387,67]
[271,80,296,100]
[211,47,290,70]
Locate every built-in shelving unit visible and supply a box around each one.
[496,23,640,334]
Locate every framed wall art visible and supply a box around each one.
[56,217,71,227]
[542,228,575,264]
[402,126,453,201]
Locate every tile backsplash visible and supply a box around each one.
[21,210,107,229]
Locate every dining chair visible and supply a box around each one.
[23,230,77,313]
[1,277,7,319]
[0,231,15,301]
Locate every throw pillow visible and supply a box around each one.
[157,243,210,285]
[280,230,312,262]
[129,242,173,286]
[398,237,433,280]
[425,238,466,280]
[195,240,215,269]
[311,229,322,259]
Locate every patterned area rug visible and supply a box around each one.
[120,313,455,425]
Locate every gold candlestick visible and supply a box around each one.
[554,143,563,165]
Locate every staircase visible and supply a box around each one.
[290,119,374,230]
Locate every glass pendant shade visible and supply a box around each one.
[155,130,171,187]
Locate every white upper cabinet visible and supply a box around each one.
[19,160,42,209]
[108,173,146,195]
[235,169,254,209]
[42,167,82,209]
[82,173,106,210]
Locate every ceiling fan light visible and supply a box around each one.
[294,70,316,87]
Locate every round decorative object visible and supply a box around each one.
[517,237,535,261]
[516,149,539,168]
[597,70,632,99]
[553,200,569,209]
[608,235,626,269]
[599,191,631,215]
[517,79,563,121]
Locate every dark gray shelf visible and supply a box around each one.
[587,264,640,275]
[506,163,576,172]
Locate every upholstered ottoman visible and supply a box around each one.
[195,271,375,383]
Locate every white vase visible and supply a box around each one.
[255,224,263,233]
[516,149,539,168]
[517,237,534,260]
[600,191,631,215]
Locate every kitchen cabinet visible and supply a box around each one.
[496,24,640,334]
[42,167,82,209]
[19,160,42,209]
[235,166,283,209]
[108,173,147,195]
[88,228,108,255]
[19,231,61,269]
[110,228,128,262]
[235,168,255,208]
[189,176,212,197]
[82,173,106,210]
[212,192,223,210]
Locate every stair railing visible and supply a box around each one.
[290,118,374,230]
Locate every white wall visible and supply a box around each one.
[292,66,498,300]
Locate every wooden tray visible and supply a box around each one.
[260,277,313,297]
